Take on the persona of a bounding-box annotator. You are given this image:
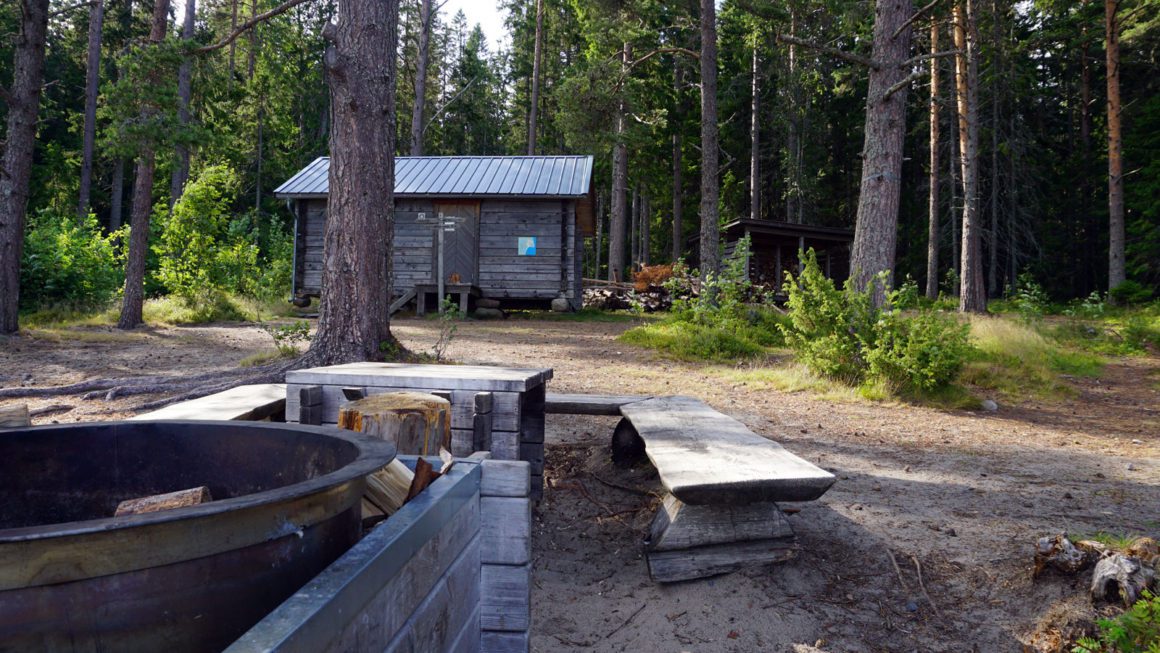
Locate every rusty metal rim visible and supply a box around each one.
[0,421,395,590]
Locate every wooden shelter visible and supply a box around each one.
[275,155,595,312]
[691,219,854,291]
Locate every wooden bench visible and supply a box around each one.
[129,384,287,422]
[544,393,651,416]
[615,396,836,582]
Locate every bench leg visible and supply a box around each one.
[645,493,798,583]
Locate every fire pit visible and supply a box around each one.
[0,420,394,653]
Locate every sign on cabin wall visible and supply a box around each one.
[518,237,537,256]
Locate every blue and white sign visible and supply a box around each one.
[518,237,537,256]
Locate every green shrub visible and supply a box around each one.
[20,209,124,310]
[1009,271,1051,321]
[1074,590,1160,653]
[1111,280,1154,306]
[865,309,971,392]
[620,320,766,361]
[1064,291,1108,319]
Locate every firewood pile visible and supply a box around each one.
[582,280,671,312]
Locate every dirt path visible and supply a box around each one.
[2,317,1158,651]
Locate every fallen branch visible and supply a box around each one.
[29,404,73,417]
[886,548,911,593]
[605,603,646,640]
[590,472,654,497]
[910,555,942,617]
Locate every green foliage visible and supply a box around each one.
[20,209,124,310]
[1074,590,1160,653]
[620,319,769,361]
[431,298,460,362]
[1007,271,1052,321]
[780,250,972,393]
[1111,281,1155,306]
[261,319,311,356]
[1064,292,1109,319]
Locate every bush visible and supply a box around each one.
[1008,271,1051,321]
[1111,280,1155,306]
[1074,590,1160,653]
[780,249,971,392]
[20,209,124,310]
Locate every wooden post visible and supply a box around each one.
[0,404,31,429]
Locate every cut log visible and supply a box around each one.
[1091,553,1156,607]
[363,459,415,516]
[0,404,31,428]
[646,538,798,583]
[406,457,441,501]
[338,392,451,455]
[647,494,794,551]
[114,486,212,516]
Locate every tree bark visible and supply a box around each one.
[607,42,630,282]
[954,1,985,313]
[228,0,238,78]
[849,0,914,302]
[926,19,940,300]
[110,158,126,230]
[785,7,801,224]
[642,194,650,265]
[307,0,400,363]
[698,0,720,277]
[78,0,105,220]
[594,191,603,277]
[527,0,544,155]
[750,39,761,221]
[409,0,432,156]
[170,0,196,207]
[0,0,52,334]
[630,185,639,267]
[672,62,683,261]
[117,0,171,329]
[1105,0,1125,292]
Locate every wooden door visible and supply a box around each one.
[433,201,479,285]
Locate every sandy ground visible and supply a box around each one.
[2,316,1158,652]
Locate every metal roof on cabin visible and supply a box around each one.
[273,155,594,198]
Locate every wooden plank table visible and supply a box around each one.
[285,363,551,499]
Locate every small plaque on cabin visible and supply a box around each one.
[518,237,537,256]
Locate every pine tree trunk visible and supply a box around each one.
[247,0,257,80]
[785,7,800,224]
[228,0,238,79]
[78,0,105,220]
[170,0,196,207]
[989,0,1001,297]
[607,42,630,282]
[109,158,126,230]
[117,0,171,329]
[594,192,603,277]
[307,0,400,363]
[527,0,544,155]
[749,41,761,221]
[948,48,960,280]
[630,185,639,267]
[0,0,51,334]
[642,194,650,265]
[1105,0,1125,292]
[926,19,940,300]
[672,63,683,261]
[698,0,720,277]
[849,0,914,302]
[955,1,985,313]
[410,0,432,156]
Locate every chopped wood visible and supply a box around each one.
[114,486,212,516]
[406,457,441,501]
[364,459,415,515]
[0,404,31,428]
[338,392,451,456]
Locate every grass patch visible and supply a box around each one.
[505,308,647,323]
[21,294,302,329]
[620,320,771,361]
[24,327,151,344]
[1050,311,1160,356]
[961,317,1105,401]
[239,349,297,367]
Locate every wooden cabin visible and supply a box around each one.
[275,155,595,312]
[691,218,854,291]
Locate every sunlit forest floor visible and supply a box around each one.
[2,315,1157,652]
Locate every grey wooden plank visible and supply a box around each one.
[287,363,551,393]
[448,604,482,653]
[489,430,519,461]
[480,460,531,498]
[452,391,518,432]
[544,393,652,416]
[451,428,475,457]
[383,534,481,653]
[131,384,287,422]
[480,631,529,653]
[480,497,531,566]
[646,494,794,551]
[480,564,530,632]
[646,537,798,583]
[619,396,836,505]
[517,443,543,469]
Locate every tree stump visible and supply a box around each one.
[338,392,452,517]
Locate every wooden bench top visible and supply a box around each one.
[130,384,286,422]
[618,396,835,505]
[545,393,651,415]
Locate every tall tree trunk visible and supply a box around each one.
[409,0,432,156]
[228,0,238,78]
[630,185,639,267]
[988,0,1001,297]
[785,7,800,224]
[527,0,544,155]
[948,48,960,280]
[849,0,914,302]
[698,0,720,277]
[607,42,630,282]
[170,0,196,207]
[955,1,985,313]
[110,158,126,230]
[594,192,603,278]
[118,0,172,329]
[247,0,257,80]
[308,0,400,363]
[1105,0,1125,292]
[78,0,105,219]
[672,62,683,261]
[926,19,940,300]
[749,40,760,221]
[0,0,52,334]
[642,194,650,265]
